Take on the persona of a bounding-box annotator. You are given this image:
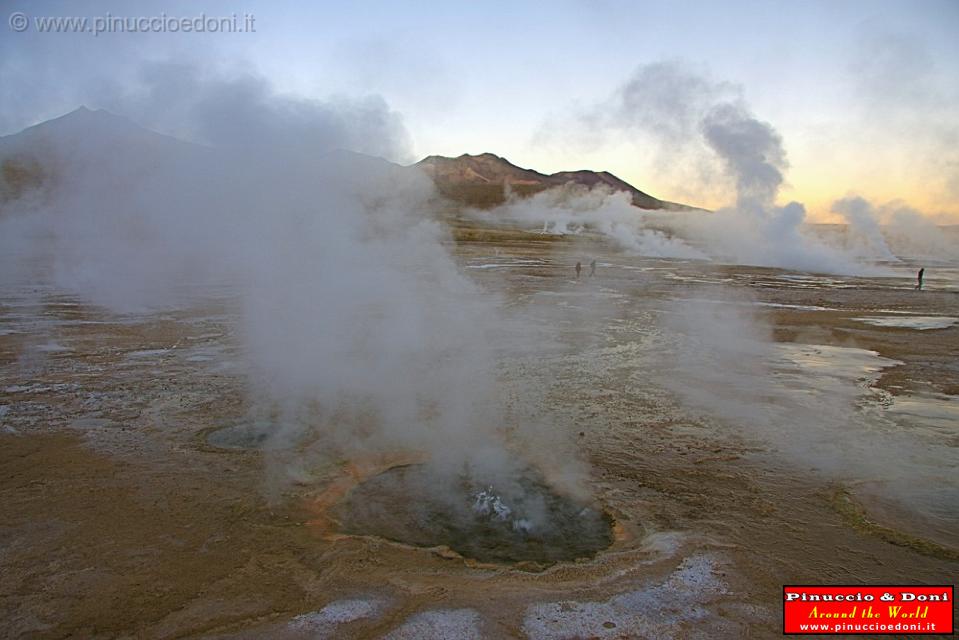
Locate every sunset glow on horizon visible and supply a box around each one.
[3,0,957,222]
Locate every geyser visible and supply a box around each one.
[330,464,613,565]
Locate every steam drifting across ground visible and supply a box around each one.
[650,290,958,522]
[0,63,586,504]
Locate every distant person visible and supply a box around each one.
[916,267,925,290]
[575,261,582,279]
[589,259,596,277]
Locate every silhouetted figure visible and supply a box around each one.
[575,261,582,278]
[589,259,596,277]
[916,267,924,290]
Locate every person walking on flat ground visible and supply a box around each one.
[575,261,582,279]
[916,267,925,290]
[589,259,596,277]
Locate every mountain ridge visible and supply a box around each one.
[415,152,695,211]
[0,108,699,213]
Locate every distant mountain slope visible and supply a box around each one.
[1,108,699,214]
[415,152,695,211]
[0,107,212,203]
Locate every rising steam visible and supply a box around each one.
[519,60,953,275]
[0,62,581,497]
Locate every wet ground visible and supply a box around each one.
[1,239,957,638]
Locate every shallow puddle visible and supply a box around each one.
[886,394,959,437]
[852,315,958,330]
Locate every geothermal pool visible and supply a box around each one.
[331,463,614,565]
[1,239,957,638]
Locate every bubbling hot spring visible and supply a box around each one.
[329,463,614,565]
[205,424,615,564]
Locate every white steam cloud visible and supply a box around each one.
[478,185,705,260]
[700,101,785,209]
[520,60,952,275]
[832,196,958,264]
[831,196,898,261]
[0,62,578,496]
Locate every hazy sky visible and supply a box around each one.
[2,0,958,220]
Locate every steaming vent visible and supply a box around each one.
[331,464,614,565]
